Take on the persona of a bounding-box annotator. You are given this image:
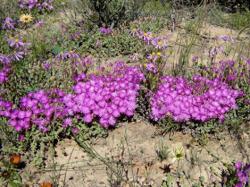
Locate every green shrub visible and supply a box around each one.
[77,27,143,57]
[67,0,149,27]
[217,0,250,12]
[0,0,19,20]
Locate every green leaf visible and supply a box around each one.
[52,45,62,55]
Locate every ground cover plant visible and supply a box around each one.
[0,0,250,186]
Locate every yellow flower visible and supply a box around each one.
[132,28,137,32]
[20,14,33,23]
[171,146,185,163]
[157,52,161,56]
[158,40,163,46]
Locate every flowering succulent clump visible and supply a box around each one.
[1,17,15,30]
[0,97,13,118]
[18,0,53,11]
[0,61,144,132]
[2,89,67,132]
[63,61,144,128]
[150,75,243,122]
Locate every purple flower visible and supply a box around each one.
[43,62,51,70]
[70,31,81,41]
[100,27,112,35]
[192,56,199,63]
[246,59,250,65]
[0,54,11,65]
[74,73,86,82]
[217,35,234,42]
[235,162,243,170]
[7,37,27,49]
[11,51,25,61]
[132,29,168,49]
[234,161,250,186]
[18,0,38,9]
[18,134,25,142]
[37,1,54,11]
[2,17,15,30]
[63,118,72,128]
[34,20,44,28]
[209,46,225,58]
[151,37,168,49]
[57,51,80,61]
[0,65,11,84]
[146,63,157,73]
[235,183,243,187]
[147,52,159,62]
[18,0,53,11]
[71,127,79,135]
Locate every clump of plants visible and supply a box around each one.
[18,0,54,12]
[77,0,149,27]
[150,75,242,122]
[222,161,250,187]
[0,154,23,187]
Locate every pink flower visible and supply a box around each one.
[18,134,25,142]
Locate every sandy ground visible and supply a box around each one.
[20,121,250,187]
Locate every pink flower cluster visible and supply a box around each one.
[0,62,144,132]
[2,89,66,132]
[18,0,53,11]
[64,62,144,128]
[132,29,168,49]
[150,75,243,122]
[0,98,13,118]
